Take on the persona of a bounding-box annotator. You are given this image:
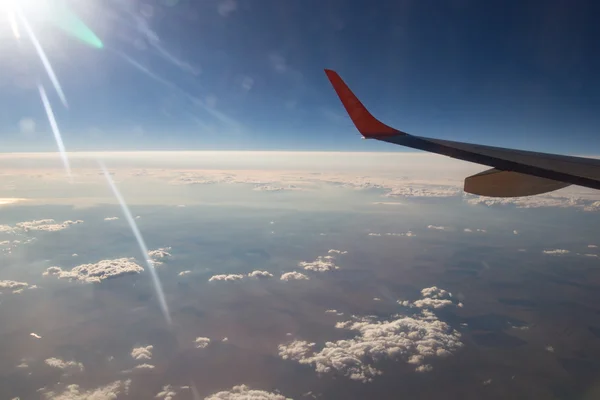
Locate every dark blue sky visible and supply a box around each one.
[1,0,599,153]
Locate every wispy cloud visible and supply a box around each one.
[115,51,241,131]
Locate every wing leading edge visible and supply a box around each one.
[324,69,600,197]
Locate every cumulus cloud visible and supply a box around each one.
[543,249,570,255]
[0,280,28,290]
[178,270,191,276]
[280,271,309,281]
[104,217,119,221]
[0,225,14,233]
[16,219,83,232]
[44,358,84,374]
[204,384,291,400]
[131,345,153,360]
[588,244,597,248]
[248,270,273,279]
[427,225,446,231]
[299,250,346,272]
[195,337,211,349]
[411,287,461,309]
[328,249,347,255]
[43,258,144,283]
[30,332,41,339]
[133,363,155,370]
[208,274,244,282]
[156,385,178,400]
[41,380,131,400]
[278,287,463,382]
[147,247,172,265]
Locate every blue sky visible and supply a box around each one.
[1,0,599,153]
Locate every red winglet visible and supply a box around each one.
[324,69,404,138]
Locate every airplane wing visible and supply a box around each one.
[324,69,600,197]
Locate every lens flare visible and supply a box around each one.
[17,10,69,108]
[99,162,172,326]
[52,5,103,49]
[7,11,19,39]
[38,84,71,180]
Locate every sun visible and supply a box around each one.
[1,0,102,48]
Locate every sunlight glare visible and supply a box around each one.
[18,11,69,108]
[99,162,173,326]
[38,84,72,180]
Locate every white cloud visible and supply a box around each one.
[299,251,344,272]
[43,258,144,283]
[204,384,291,400]
[280,271,309,281]
[369,232,415,238]
[41,380,131,400]
[466,192,600,212]
[44,358,84,374]
[16,219,83,232]
[16,360,29,369]
[208,274,244,282]
[248,270,273,279]
[0,224,14,233]
[148,247,172,265]
[0,280,28,290]
[427,225,446,231]
[588,245,597,248]
[178,270,191,276]
[278,287,463,382]
[411,287,459,309]
[327,249,347,255]
[131,345,153,360]
[30,332,41,339]
[195,337,211,349]
[104,217,119,221]
[546,345,555,353]
[513,230,519,235]
[156,385,178,400]
[543,249,570,255]
[133,363,155,370]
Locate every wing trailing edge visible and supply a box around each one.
[464,168,571,197]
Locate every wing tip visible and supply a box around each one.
[324,69,404,138]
